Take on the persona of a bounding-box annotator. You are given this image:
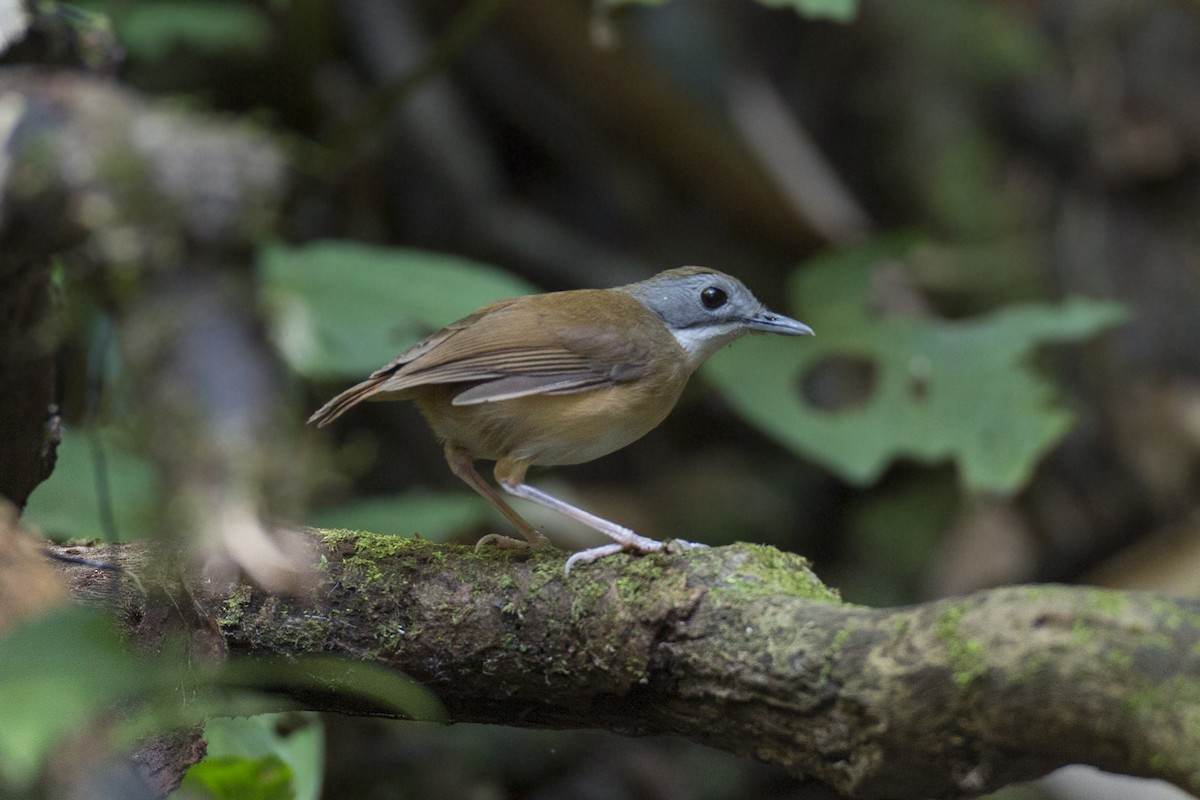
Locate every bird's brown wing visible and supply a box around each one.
[308,291,671,425]
[307,300,518,426]
[363,299,519,380]
[378,301,662,405]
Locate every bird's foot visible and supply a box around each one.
[563,537,708,575]
[474,533,528,551]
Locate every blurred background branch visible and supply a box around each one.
[0,69,300,589]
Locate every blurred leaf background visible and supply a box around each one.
[12,0,1200,798]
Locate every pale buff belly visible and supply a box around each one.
[412,379,687,466]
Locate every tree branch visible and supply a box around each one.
[57,530,1200,799]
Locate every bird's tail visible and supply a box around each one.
[307,376,388,427]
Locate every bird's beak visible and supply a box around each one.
[746,309,814,336]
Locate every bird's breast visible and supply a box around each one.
[413,365,691,466]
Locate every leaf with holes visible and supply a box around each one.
[704,242,1128,493]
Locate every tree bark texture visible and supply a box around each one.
[0,251,57,510]
[58,530,1200,800]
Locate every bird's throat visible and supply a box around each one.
[667,323,746,370]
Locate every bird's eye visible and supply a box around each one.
[701,286,727,309]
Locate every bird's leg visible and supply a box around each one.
[443,445,554,550]
[493,457,707,574]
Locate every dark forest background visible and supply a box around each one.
[6,1,1200,798]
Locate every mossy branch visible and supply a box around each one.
[58,530,1200,799]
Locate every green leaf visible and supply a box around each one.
[259,241,539,380]
[0,610,437,793]
[0,608,297,792]
[311,493,491,542]
[705,242,1128,493]
[115,2,273,61]
[181,714,323,800]
[180,755,294,800]
[599,0,858,20]
[21,426,159,542]
[0,609,141,787]
[218,656,444,724]
[756,0,859,22]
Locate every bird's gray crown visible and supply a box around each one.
[616,267,765,332]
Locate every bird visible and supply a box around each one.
[309,266,813,573]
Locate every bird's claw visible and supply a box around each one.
[563,543,627,574]
[664,538,708,554]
